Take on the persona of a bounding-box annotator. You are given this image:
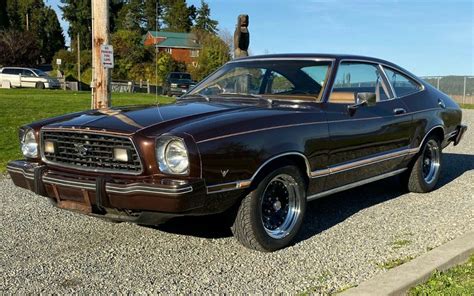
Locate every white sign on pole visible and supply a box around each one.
[56,59,62,65]
[100,45,114,69]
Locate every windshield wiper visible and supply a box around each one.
[180,93,210,102]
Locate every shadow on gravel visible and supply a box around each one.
[436,153,474,188]
[155,153,473,242]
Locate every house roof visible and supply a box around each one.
[145,31,201,49]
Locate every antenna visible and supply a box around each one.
[155,1,164,121]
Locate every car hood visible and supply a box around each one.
[44,101,252,134]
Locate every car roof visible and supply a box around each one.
[2,67,36,70]
[232,53,420,82]
[234,53,400,67]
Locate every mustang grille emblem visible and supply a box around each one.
[74,143,89,156]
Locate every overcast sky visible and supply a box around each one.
[47,0,473,76]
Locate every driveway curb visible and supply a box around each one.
[341,231,474,296]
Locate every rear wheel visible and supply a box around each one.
[231,165,306,251]
[403,136,442,193]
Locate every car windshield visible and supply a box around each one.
[32,69,48,77]
[187,59,332,101]
[170,73,191,80]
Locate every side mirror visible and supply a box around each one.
[347,92,377,116]
[356,92,377,106]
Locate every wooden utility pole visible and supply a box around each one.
[91,0,111,109]
[77,34,81,91]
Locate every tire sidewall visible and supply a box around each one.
[415,137,442,192]
[247,165,307,251]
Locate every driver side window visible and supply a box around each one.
[266,72,294,94]
[330,62,390,104]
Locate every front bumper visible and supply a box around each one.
[7,160,241,225]
[169,87,189,95]
[44,82,61,89]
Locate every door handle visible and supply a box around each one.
[393,108,406,115]
[438,98,446,109]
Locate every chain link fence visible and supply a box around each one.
[421,76,474,105]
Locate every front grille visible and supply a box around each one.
[41,130,143,174]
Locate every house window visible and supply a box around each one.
[191,50,199,58]
[165,48,173,54]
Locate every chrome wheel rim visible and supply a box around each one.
[260,174,301,239]
[422,139,441,184]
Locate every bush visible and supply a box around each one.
[0,30,41,66]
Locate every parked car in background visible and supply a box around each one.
[7,54,467,251]
[162,72,195,96]
[0,67,60,89]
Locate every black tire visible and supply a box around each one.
[403,136,442,193]
[35,82,45,89]
[231,165,307,252]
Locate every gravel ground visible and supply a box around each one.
[1,110,473,294]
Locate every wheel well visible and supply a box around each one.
[425,126,444,144]
[250,154,310,190]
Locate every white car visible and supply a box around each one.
[0,67,60,89]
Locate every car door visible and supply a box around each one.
[322,61,413,190]
[21,69,37,88]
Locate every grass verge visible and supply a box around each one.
[0,88,173,172]
[409,253,474,295]
[460,103,474,109]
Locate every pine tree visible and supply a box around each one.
[0,0,9,29]
[116,0,144,32]
[162,0,195,32]
[60,0,92,49]
[144,0,162,31]
[41,7,65,62]
[195,0,218,34]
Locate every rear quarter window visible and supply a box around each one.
[383,67,422,97]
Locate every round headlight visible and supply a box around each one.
[165,140,189,174]
[156,138,189,175]
[21,129,38,158]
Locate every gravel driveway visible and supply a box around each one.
[1,110,473,294]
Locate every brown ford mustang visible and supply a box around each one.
[8,54,467,251]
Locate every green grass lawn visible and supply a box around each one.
[409,254,474,295]
[0,88,173,172]
[460,103,474,109]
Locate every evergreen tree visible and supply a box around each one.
[162,0,195,32]
[0,0,9,29]
[144,0,161,31]
[116,0,144,32]
[60,0,92,49]
[40,7,65,62]
[195,0,218,34]
[5,0,21,28]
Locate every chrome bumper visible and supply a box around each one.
[453,125,467,146]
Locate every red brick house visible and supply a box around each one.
[143,31,201,65]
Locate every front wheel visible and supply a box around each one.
[231,165,306,252]
[35,82,45,89]
[403,136,442,193]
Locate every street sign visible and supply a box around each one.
[100,45,114,69]
[56,59,62,65]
